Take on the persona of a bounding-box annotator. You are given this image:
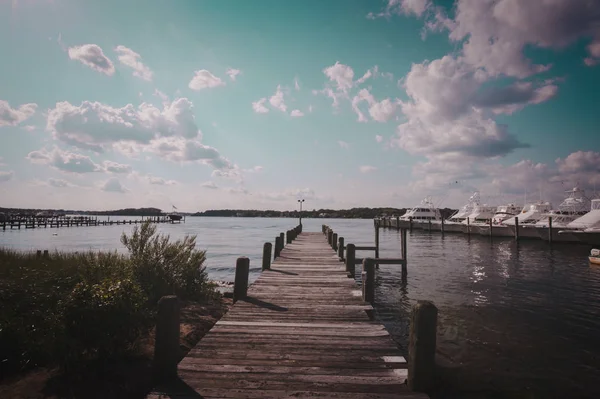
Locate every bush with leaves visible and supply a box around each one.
[121,221,217,304]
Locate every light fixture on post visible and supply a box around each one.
[297,199,305,226]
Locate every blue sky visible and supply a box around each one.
[1,0,599,211]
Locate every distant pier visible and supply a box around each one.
[1,215,181,231]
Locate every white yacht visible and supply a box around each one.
[477,203,522,237]
[532,187,591,242]
[463,204,498,235]
[503,201,554,238]
[400,196,442,229]
[443,192,479,233]
[557,198,600,244]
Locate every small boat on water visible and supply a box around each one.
[167,205,183,221]
[590,249,600,265]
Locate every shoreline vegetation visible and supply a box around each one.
[0,221,229,399]
[1,206,458,219]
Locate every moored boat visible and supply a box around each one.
[589,248,600,265]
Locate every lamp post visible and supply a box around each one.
[297,199,305,226]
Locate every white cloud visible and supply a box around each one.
[48,178,73,188]
[0,100,37,127]
[26,147,102,174]
[367,0,431,19]
[101,177,128,193]
[68,44,115,76]
[351,89,397,123]
[103,160,132,174]
[244,166,264,173]
[323,62,355,92]
[375,135,383,143]
[147,136,235,171]
[252,98,269,113]
[258,187,317,201]
[22,125,36,132]
[147,175,177,185]
[114,45,153,81]
[0,170,14,182]
[269,85,287,112]
[294,77,300,91]
[188,70,225,90]
[201,181,218,189]
[46,98,201,152]
[359,165,377,173]
[356,66,379,85]
[226,68,241,81]
[338,140,350,149]
[290,109,304,117]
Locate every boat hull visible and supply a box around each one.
[590,257,600,265]
[536,227,580,242]
[570,231,600,246]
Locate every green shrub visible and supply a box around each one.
[121,221,217,304]
[60,278,150,370]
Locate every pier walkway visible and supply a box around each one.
[149,232,428,399]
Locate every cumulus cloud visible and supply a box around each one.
[201,181,218,189]
[0,100,37,127]
[258,187,317,201]
[269,85,287,112]
[375,135,383,143]
[46,98,201,152]
[290,109,304,117]
[323,62,355,92]
[188,70,225,90]
[226,68,241,81]
[22,125,36,132]
[26,147,102,174]
[48,178,73,188]
[114,45,153,81]
[146,136,235,171]
[360,165,377,173]
[101,177,128,193]
[252,98,269,113]
[147,175,177,185]
[68,44,115,75]
[294,77,301,91]
[351,89,397,123]
[103,160,132,174]
[338,140,349,149]
[0,170,14,182]
[368,0,431,19]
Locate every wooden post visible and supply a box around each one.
[374,223,380,259]
[428,219,432,232]
[36,250,42,258]
[279,232,285,248]
[396,216,400,231]
[409,216,413,232]
[233,257,250,303]
[466,217,470,236]
[332,233,338,250]
[274,236,282,259]
[346,243,356,278]
[362,258,375,303]
[262,242,272,271]
[286,230,292,244]
[401,228,408,269]
[327,229,333,246]
[548,216,553,245]
[408,300,438,392]
[43,250,49,258]
[489,218,493,240]
[338,237,344,260]
[153,295,180,382]
[514,216,519,241]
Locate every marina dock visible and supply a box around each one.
[1,215,178,230]
[148,227,433,398]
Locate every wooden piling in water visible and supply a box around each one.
[346,243,356,278]
[362,258,375,303]
[408,300,438,392]
[274,236,282,259]
[489,218,493,240]
[515,216,519,241]
[548,216,553,245]
[409,216,413,232]
[233,257,249,303]
[262,242,272,271]
[153,295,180,382]
[466,217,470,237]
[332,233,338,251]
[338,236,344,260]
[279,232,285,248]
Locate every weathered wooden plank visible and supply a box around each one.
[147,232,427,399]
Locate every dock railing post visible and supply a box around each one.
[515,216,519,241]
[332,233,338,250]
[548,216,553,245]
[286,230,292,244]
[274,236,282,259]
[346,244,356,278]
[466,217,471,237]
[327,229,333,246]
[153,295,180,382]
[375,222,380,269]
[401,228,408,277]
[338,237,344,260]
[408,300,438,392]
[362,258,375,303]
[279,232,285,248]
[489,219,493,240]
[262,242,272,271]
[441,217,445,235]
[233,257,250,303]
[409,216,413,232]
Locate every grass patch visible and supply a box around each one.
[0,220,221,380]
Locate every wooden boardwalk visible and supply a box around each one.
[149,232,429,399]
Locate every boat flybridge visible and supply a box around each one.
[475,203,522,237]
[443,192,480,232]
[532,187,591,242]
[462,204,499,235]
[502,201,553,238]
[399,196,442,229]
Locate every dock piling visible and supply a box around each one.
[233,257,250,303]
[515,216,520,241]
[153,295,180,382]
[346,243,356,278]
[408,300,438,392]
[274,236,282,259]
[262,242,272,271]
[338,237,344,260]
[548,216,553,245]
[332,233,338,251]
[279,232,285,248]
[362,258,375,303]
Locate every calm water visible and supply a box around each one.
[2,217,599,398]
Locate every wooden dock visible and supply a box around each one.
[148,231,429,399]
[1,215,177,230]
